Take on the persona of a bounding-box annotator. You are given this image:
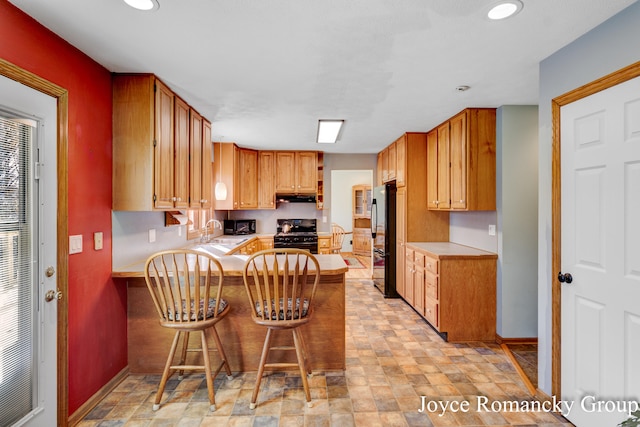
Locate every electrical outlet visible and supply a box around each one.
[488,224,496,236]
[94,232,103,250]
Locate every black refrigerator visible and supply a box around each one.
[370,182,398,298]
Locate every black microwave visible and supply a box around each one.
[224,219,256,235]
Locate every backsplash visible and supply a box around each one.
[112,204,324,268]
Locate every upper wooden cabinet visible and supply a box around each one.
[188,109,213,209]
[213,143,258,210]
[237,147,258,209]
[352,185,372,218]
[201,120,212,210]
[275,151,317,193]
[427,108,496,211]
[258,151,276,209]
[395,135,406,187]
[172,96,190,210]
[112,74,212,211]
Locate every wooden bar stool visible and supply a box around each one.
[242,249,320,409]
[144,249,233,412]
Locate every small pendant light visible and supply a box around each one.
[214,142,227,201]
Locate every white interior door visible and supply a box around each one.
[0,76,57,426]
[561,75,640,426]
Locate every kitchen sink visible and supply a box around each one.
[209,237,248,245]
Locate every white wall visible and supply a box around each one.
[496,105,538,339]
[537,1,640,395]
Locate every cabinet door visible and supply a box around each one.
[436,122,451,210]
[449,112,467,210]
[296,152,317,192]
[381,147,389,183]
[213,142,235,210]
[201,120,212,209]
[188,108,203,208]
[258,151,276,209]
[426,129,439,209]
[238,148,258,209]
[173,97,190,209]
[365,187,372,218]
[413,251,426,316]
[154,80,175,209]
[388,142,396,181]
[353,186,365,217]
[275,151,296,192]
[404,252,414,306]
[396,187,407,299]
[395,135,406,187]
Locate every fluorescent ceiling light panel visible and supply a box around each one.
[487,1,523,20]
[124,0,159,11]
[317,120,344,144]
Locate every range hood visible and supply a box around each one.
[276,194,317,203]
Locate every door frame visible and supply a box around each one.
[0,59,69,426]
[551,60,640,396]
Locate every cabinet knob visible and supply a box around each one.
[459,200,464,203]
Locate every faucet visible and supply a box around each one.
[201,219,222,243]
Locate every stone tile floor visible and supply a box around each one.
[78,279,573,426]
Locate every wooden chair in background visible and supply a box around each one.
[329,223,347,254]
[242,249,321,409]
[144,249,233,412]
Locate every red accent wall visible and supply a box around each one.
[0,0,127,415]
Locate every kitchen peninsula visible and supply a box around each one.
[113,240,348,374]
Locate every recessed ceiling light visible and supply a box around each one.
[487,0,523,20]
[123,0,159,11]
[317,120,344,144]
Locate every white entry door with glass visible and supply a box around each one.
[1,75,58,426]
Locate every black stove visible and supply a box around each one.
[274,219,318,253]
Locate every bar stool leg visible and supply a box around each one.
[250,328,274,409]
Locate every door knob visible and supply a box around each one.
[45,290,62,302]
[558,271,573,284]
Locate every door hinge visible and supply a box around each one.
[34,162,41,180]
[153,194,157,202]
[153,139,157,147]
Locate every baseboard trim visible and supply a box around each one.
[495,334,538,345]
[500,343,537,395]
[68,366,129,426]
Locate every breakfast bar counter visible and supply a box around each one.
[113,251,348,374]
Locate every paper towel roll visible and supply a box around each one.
[172,213,188,225]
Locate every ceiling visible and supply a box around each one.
[9,0,637,153]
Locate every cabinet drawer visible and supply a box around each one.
[424,255,438,275]
[405,247,414,263]
[425,271,438,300]
[425,300,439,329]
[318,237,330,249]
[414,251,425,267]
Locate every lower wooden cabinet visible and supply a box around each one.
[318,235,331,254]
[404,242,497,342]
[352,228,371,255]
[258,236,274,251]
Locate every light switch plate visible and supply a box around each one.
[148,228,156,243]
[69,235,82,254]
[488,224,496,236]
